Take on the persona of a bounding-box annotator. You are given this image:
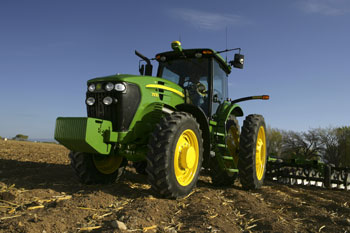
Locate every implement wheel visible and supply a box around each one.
[146,112,203,198]
[69,151,126,184]
[210,115,239,186]
[238,114,267,189]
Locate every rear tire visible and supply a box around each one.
[210,115,239,186]
[238,114,267,189]
[69,151,126,184]
[146,112,203,198]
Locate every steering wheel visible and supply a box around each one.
[196,82,207,96]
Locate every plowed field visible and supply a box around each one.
[0,140,349,232]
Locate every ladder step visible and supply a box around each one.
[217,144,226,148]
[222,156,233,161]
[209,120,217,126]
[214,132,225,137]
[226,168,239,173]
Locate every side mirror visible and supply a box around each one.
[135,50,153,76]
[145,64,153,76]
[139,64,145,75]
[230,53,244,69]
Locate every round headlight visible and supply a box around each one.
[195,53,202,58]
[103,96,113,105]
[115,83,126,92]
[105,82,114,91]
[88,84,95,92]
[86,97,95,106]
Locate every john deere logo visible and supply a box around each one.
[96,83,102,90]
[152,92,159,97]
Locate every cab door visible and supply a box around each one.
[211,59,228,115]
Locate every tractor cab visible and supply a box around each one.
[154,41,244,117]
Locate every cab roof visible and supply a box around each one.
[155,48,232,74]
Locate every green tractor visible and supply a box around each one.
[55,41,269,198]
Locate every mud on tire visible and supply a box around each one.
[146,112,203,198]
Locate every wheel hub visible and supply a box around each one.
[93,154,123,175]
[174,129,199,186]
[179,145,196,169]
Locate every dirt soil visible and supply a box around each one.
[0,140,349,233]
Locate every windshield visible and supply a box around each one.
[158,58,209,87]
[158,58,210,114]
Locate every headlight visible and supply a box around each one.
[105,82,114,91]
[86,97,95,106]
[195,53,202,58]
[115,83,126,92]
[88,84,95,92]
[103,96,113,105]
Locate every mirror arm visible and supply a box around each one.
[216,48,241,54]
[135,50,153,76]
[231,95,270,105]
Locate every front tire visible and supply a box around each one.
[238,114,267,189]
[146,112,203,198]
[69,151,126,184]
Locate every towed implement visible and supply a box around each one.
[55,41,269,198]
[266,158,350,190]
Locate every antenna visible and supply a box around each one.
[179,34,182,43]
[225,27,228,62]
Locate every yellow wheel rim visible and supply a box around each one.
[255,126,266,180]
[174,129,199,186]
[93,154,123,175]
[227,125,240,166]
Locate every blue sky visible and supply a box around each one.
[0,0,349,139]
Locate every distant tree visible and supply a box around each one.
[336,127,350,167]
[281,131,303,159]
[263,125,350,167]
[13,134,29,141]
[281,129,323,160]
[318,128,341,166]
[266,126,283,158]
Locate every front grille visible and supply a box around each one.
[86,82,141,131]
[87,92,115,122]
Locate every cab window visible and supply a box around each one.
[158,58,209,87]
[158,58,210,114]
[212,59,228,114]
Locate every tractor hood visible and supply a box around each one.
[88,74,141,83]
[87,73,185,96]
[85,73,185,133]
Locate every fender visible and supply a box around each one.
[214,101,244,123]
